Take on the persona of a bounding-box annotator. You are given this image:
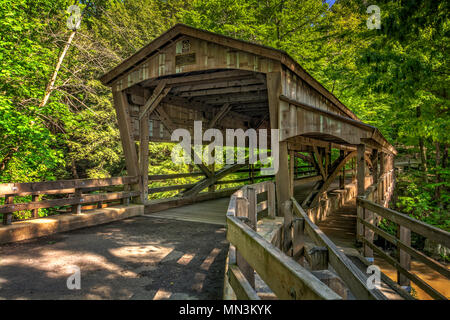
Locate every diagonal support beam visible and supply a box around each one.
[154,104,213,178]
[139,80,170,120]
[313,146,326,180]
[208,103,231,128]
[310,151,357,207]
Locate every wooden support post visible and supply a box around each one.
[72,188,82,214]
[112,90,141,197]
[235,197,255,288]
[282,200,293,256]
[397,225,411,287]
[305,243,329,271]
[292,217,305,259]
[339,150,345,189]
[247,187,257,230]
[357,144,366,242]
[139,96,150,204]
[325,145,331,177]
[266,71,288,216]
[32,194,39,218]
[3,195,13,225]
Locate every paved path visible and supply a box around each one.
[0,215,228,300]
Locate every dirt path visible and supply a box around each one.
[0,216,228,300]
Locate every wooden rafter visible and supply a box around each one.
[208,103,231,128]
[310,151,357,207]
[179,84,267,98]
[154,105,213,178]
[181,163,247,198]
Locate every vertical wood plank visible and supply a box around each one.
[339,150,345,189]
[236,197,255,288]
[398,225,411,287]
[282,200,293,256]
[247,187,257,230]
[72,188,82,214]
[267,181,276,218]
[289,150,295,196]
[139,91,150,204]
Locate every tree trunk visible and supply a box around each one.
[416,107,428,182]
[435,142,441,205]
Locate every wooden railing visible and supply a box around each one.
[356,170,450,300]
[147,166,274,196]
[146,162,317,198]
[0,176,140,225]
[225,181,342,300]
[289,197,387,300]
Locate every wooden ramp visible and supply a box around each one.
[144,198,230,226]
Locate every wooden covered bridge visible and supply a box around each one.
[0,25,448,300]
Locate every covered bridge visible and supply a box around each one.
[4,25,447,301]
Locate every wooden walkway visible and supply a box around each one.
[145,198,229,226]
[144,182,318,226]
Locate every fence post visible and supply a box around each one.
[32,194,39,218]
[247,187,257,230]
[235,197,255,288]
[282,200,293,256]
[2,195,13,225]
[356,144,366,242]
[397,225,411,287]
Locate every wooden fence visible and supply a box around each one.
[356,170,450,300]
[0,176,140,225]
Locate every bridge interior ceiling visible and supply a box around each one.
[143,69,268,118]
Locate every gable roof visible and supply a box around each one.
[100,24,359,121]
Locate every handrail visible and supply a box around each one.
[291,197,387,300]
[0,176,140,225]
[225,181,341,300]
